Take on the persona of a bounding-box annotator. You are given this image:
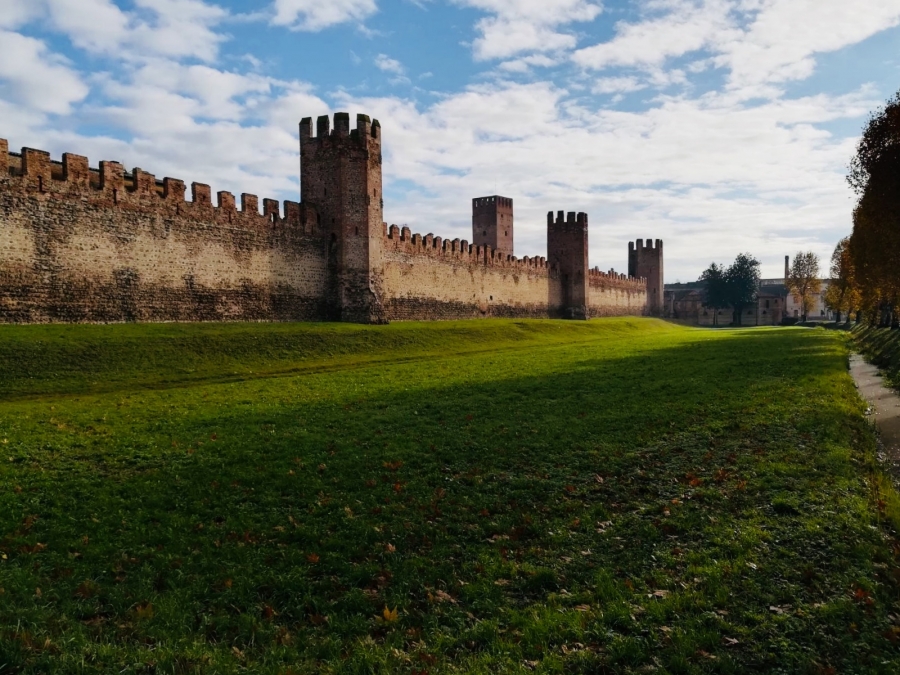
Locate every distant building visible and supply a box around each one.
[665,255,833,325]
[759,255,833,321]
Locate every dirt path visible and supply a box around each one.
[850,353,900,475]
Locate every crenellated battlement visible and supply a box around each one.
[628,237,664,315]
[0,114,656,325]
[0,140,320,234]
[299,112,381,146]
[629,238,663,252]
[384,223,550,273]
[547,210,588,230]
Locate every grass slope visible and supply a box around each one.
[854,324,900,391]
[1,319,898,674]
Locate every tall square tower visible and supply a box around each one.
[472,195,513,257]
[300,112,385,323]
[628,239,664,316]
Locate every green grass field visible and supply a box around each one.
[1,318,899,674]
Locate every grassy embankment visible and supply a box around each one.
[1,318,899,673]
[854,324,900,391]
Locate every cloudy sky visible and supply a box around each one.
[2,0,898,281]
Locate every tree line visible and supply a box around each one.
[700,252,824,325]
[839,88,900,326]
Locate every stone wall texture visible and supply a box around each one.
[0,144,328,323]
[0,117,653,324]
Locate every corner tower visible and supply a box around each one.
[548,211,589,320]
[628,239,664,316]
[300,112,386,323]
[472,196,513,257]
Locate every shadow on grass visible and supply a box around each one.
[1,327,895,673]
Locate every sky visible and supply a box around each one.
[1,0,899,282]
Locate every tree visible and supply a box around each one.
[725,253,761,326]
[786,252,821,322]
[847,89,900,325]
[700,262,727,326]
[824,237,860,323]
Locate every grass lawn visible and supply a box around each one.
[1,318,899,674]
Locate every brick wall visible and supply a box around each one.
[0,130,651,325]
[0,143,328,323]
[382,225,646,320]
[588,269,648,317]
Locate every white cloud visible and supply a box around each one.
[374,54,405,75]
[339,80,873,280]
[593,76,646,94]
[0,30,88,114]
[128,0,229,62]
[718,0,900,90]
[0,0,42,29]
[498,54,560,72]
[573,0,734,71]
[573,0,900,97]
[0,0,895,284]
[1,0,230,62]
[271,0,377,31]
[42,0,130,53]
[455,0,602,60]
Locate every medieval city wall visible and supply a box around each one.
[588,270,649,317]
[0,142,330,323]
[381,225,647,320]
[381,225,558,320]
[0,128,652,324]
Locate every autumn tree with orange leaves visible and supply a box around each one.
[847,88,900,326]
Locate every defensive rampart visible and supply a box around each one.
[0,115,655,324]
[381,224,645,320]
[0,141,328,323]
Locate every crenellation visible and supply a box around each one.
[218,191,236,210]
[163,178,186,203]
[334,112,350,137]
[1,113,656,324]
[241,193,258,215]
[316,115,330,137]
[192,182,212,206]
[132,169,156,196]
[283,200,300,224]
[263,198,280,221]
[22,148,51,190]
[62,153,90,188]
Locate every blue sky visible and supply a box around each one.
[1,0,899,281]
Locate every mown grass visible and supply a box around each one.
[1,318,899,674]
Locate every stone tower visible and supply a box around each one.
[628,239,664,316]
[300,112,386,323]
[472,195,513,257]
[547,211,589,320]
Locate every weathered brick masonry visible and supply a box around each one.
[0,113,656,323]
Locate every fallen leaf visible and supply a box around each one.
[307,553,320,564]
[433,590,456,603]
[134,602,154,620]
[381,605,399,622]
